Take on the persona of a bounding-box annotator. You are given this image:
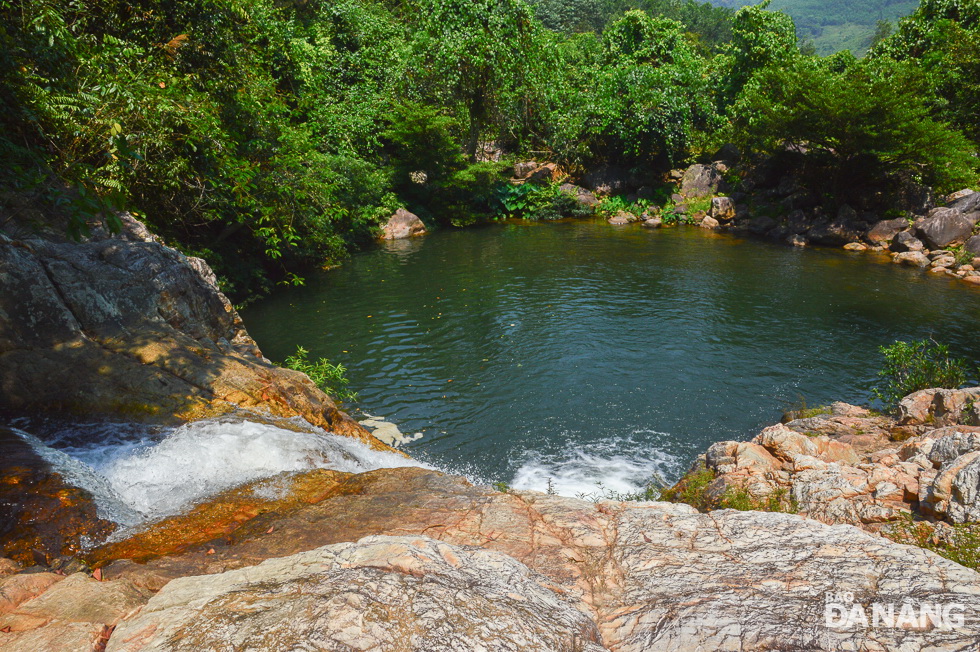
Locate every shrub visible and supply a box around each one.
[495,182,594,221]
[871,339,975,410]
[282,346,358,404]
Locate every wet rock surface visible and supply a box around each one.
[0,427,115,566]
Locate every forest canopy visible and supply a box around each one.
[1,0,977,298]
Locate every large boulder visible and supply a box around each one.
[892,250,931,267]
[948,190,980,214]
[890,230,924,252]
[582,165,633,195]
[807,220,862,247]
[679,163,725,199]
[898,387,980,426]
[0,214,379,446]
[106,536,604,652]
[513,161,538,179]
[526,163,561,184]
[865,218,908,244]
[709,196,736,221]
[559,183,599,208]
[965,234,980,256]
[915,207,974,249]
[381,208,427,240]
[747,216,776,235]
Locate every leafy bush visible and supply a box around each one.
[871,339,975,410]
[282,346,358,404]
[494,182,594,221]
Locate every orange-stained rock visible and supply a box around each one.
[81,467,980,652]
[86,469,352,567]
[0,429,115,566]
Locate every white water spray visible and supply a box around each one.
[509,431,681,499]
[14,416,427,527]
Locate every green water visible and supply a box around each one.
[243,220,980,496]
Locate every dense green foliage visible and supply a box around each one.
[871,339,976,410]
[730,57,977,193]
[1,0,977,299]
[870,0,980,144]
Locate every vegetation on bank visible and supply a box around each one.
[872,339,978,411]
[1,0,978,299]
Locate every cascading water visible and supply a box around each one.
[11,415,428,529]
[509,430,681,499]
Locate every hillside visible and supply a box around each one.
[708,0,918,54]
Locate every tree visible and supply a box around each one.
[870,0,980,145]
[870,19,893,48]
[408,0,541,161]
[730,57,977,194]
[722,1,799,103]
[542,11,719,168]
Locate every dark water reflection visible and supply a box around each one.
[243,221,980,494]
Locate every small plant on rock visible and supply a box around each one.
[658,463,716,511]
[282,346,358,404]
[885,515,980,571]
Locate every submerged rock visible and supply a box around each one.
[0,427,115,566]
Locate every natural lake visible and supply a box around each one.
[243,220,980,497]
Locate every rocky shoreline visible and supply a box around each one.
[3,211,980,649]
[476,157,980,290]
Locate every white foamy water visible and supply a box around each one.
[13,416,427,527]
[509,432,682,499]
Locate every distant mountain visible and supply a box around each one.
[707,0,919,55]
